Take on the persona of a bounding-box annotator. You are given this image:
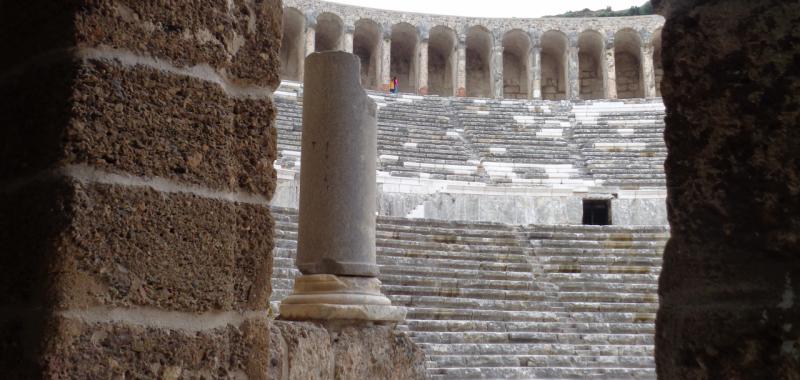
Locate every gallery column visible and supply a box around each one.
[456,39,467,97]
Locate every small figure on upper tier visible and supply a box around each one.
[389,76,397,94]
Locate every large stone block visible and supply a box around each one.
[69,58,277,196]
[42,316,271,379]
[270,321,427,380]
[2,178,274,313]
[1,58,278,196]
[76,0,282,87]
[0,0,281,88]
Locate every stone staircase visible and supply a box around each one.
[269,206,667,379]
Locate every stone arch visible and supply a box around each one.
[466,25,493,98]
[280,7,306,81]
[354,19,382,90]
[390,22,419,93]
[652,27,663,97]
[614,28,644,99]
[428,25,457,96]
[315,12,343,52]
[540,30,568,100]
[502,29,531,99]
[578,29,605,100]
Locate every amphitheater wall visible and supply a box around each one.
[283,0,663,100]
[272,176,667,225]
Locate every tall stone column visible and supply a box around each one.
[343,29,354,53]
[604,40,617,99]
[305,25,316,57]
[641,42,656,98]
[280,51,404,322]
[531,46,542,99]
[380,36,391,92]
[492,45,504,99]
[456,40,467,97]
[418,38,429,95]
[567,43,580,100]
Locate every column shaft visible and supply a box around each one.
[532,47,542,99]
[641,44,656,98]
[605,45,617,99]
[568,45,580,100]
[343,31,354,53]
[418,40,429,95]
[380,38,391,92]
[492,46,504,99]
[297,52,378,277]
[456,42,467,97]
[305,26,316,56]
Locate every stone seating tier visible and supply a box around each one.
[269,206,667,379]
[274,83,666,190]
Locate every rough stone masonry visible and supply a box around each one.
[655,0,800,378]
[0,1,425,378]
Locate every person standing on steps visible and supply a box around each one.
[389,76,397,94]
[393,76,399,94]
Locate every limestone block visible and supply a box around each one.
[271,321,427,380]
[43,316,271,379]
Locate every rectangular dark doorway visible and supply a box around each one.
[583,199,611,225]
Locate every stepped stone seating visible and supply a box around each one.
[369,93,480,182]
[450,99,592,187]
[273,96,303,168]
[572,102,667,188]
[272,82,668,192]
[270,206,667,379]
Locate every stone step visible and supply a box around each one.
[405,320,654,334]
[407,331,653,345]
[428,365,656,379]
[418,342,653,357]
[382,285,547,301]
[427,354,655,369]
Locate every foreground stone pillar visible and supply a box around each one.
[280,51,404,322]
[456,40,467,96]
[531,46,542,99]
[655,0,800,378]
[418,38,429,95]
[492,45,504,98]
[567,43,580,100]
[640,42,656,98]
[604,40,617,99]
[380,36,391,91]
[0,1,280,377]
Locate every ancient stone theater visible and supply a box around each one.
[1,0,797,379]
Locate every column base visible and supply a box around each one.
[279,274,406,322]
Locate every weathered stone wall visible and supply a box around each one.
[655,0,800,378]
[0,1,280,377]
[270,321,427,379]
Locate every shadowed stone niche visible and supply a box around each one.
[655,0,800,378]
